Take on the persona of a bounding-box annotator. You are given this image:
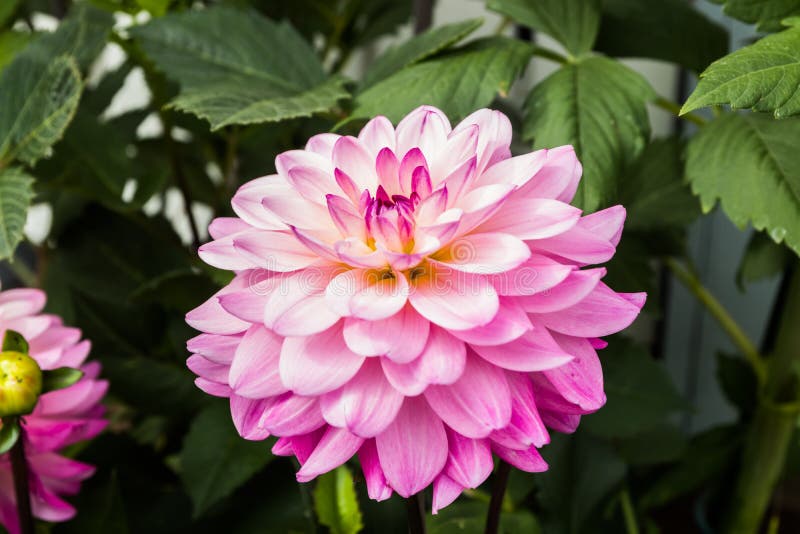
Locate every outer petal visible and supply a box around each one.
[516,268,605,313]
[474,150,547,189]
[452,108,512,175]
[233,230,319,272]
[395,105,451,164]
[359,116,396,157]
[185,277,250,335]
[259,393,326,436]
[375,396,448,498]
[333,136,378,193]
[358,440,393,501]
[487,255,574,296]
[229,325,286,398]
[432,475,463,515]
[296,427,364,482]
[471,324,573,372]
[542,333,605,411]
[489,372,549,449]
[516,145,581,203]
[230,395,271,440]
[0,288,46,319]
[424,352,512,438]
[492,443,548,472]
[444,428,493,489]
[475,198,581,240]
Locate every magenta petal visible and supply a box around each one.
[218,288,269,324]
[425,352,512,438]
[333,136,377,193]
[398,148,429,195]
[325,268,409,321]
[452,108,512,175]
[320,359,404,437]
[487,254,574,296]
[432,474,463,514]
[471,326,573,372]
[296,426,364,482]
[543,333,605,411]
[516,145,581,202]
[279,323,365,396]
[490,372,549,449]
[437,232,531,274]
[259,393,325,436]
[358,439,394,501]
[230,395,271,440]
[382,326,466,395]
[444,428,493,489]
[229,325,286,398]
[342,305,430,363]
[375,396,448,498]
[517,268,605,313]
[449,299,531,346]
[475,198,581,240]
[492,443,549,473]
[185,278,250,335]
[538,282,645,337]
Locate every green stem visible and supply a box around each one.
[531,45,568,65]
[724,265,800,534]
[406,493,427,534]
[484,461,511,534]
[9,419,34,534]
[6,260,37,288]
[619,488,640,534]
[493,16,512,36]
[653,96,708,127]
[665,258,766,383]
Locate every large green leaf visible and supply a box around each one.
[0,31,32,74]
[596,0,728,73]
[712,0,800,32]
[582,340,687,438]
[352,37,533,123]
[131,7,349,130]
[314,466,364,534]
[685,112,800,256]
[524,55,655,212]
[736,231,793,288]
[361,18,483,89]
[682,19,800,118]
[180,402,273,517]
[0,167,34,260]
[487,0,600,56]
[620,138,700,231]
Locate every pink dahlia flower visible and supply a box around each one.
[186,105,645,511]
[0,288,107,533]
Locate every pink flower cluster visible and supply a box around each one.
[0,288,107,534]
[186,106,645,511]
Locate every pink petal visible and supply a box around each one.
[492,443,548,472]
[208,217,251,240]
[218,286,269,324]
[230,394,271,440]
[579,205,627,247]
[195,377,232,397]
[342,304,430,362]
[286,166,336,204]
[229,325,287,398]
[291,226,340,261]
[529,207,626,265]
[395,105,451,163]
[398,148,428,195]
[476,198,581,240]
[489,372,549,449]
[296,427,364,482]
[475,150,547,189]
[327,194,368,241]
[449,299,531,346]
[335,238,388,268]
[424,352,512,438]
[262,267,343,337]
[471,324,573,372]
[325,268,409,320]
[436,232,530,274]
[453,109,512,175]
[444,428,493,489]
[457,183,515,235]
[279,323,365,395]
[359,116,396,158]
[305,133,341,159]
[261,189,331,230]
[358,440,393,501]
[382,326,466,395]
[233,230,319,272]
[333,136,377,193]
[432,474,463,514]
[188,355,229,384]
[408,263,499,330]
[487,255,574,296]
[430,125,479,186]
[231,176,288,230]
[320,359,404,437]
[375,396,448,498]
[440,157,477,207]
[259,393,326,436]
[375,147,401,195]
[198,235,256,270]
[516,268,605,313]
[516,145,581,202]
[186,278,250,335]
[0,288,46,319]
[543,333,605,411]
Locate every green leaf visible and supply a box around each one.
[682,20,800,118]
[0,55,83,166]
[2,329,28,353]
[41,367,84,393]
[737,231,793,288]
[0,0,21,27]
[582,340,687,438]
[0,167,34,260]
[620,138,700,231]
[536,432,626,534]
[685,112,800,256]
[716,352,758,419]
[361,18,483,89]
[713,0,800,32]
[180,402,273,517]
[131,7,349,130]
[487,0,600,56]
[352,37,533,123]
[595,0,728,73]
[136,0,172,17]
[427,501,540,534]
[524,55,655,212]
[0,31,33,74]
[314,465,364,534]
[0,420,20,455]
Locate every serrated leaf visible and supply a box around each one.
[596,0,728,73]
[361,18,483,89]
[0,167,34,260]
[620,138,700,231]
[737,231,793,288]
[0,55,83,166]
[582,340,687,438]
[713,0,800,32]
[180,402,272,517]
[0,420,20,455]
[314,466,364,534]
[682,20,800,118]
[685,112,800,256]
[2,329,28,353]
[25,3,113,70]
[487,0,600,56]
[41,367,84,394]
[131,7,349,129]
[524,55,655,212]
[352,37,533,123]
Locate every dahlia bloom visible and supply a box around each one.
[186,105,645,511]
[0,288,107,533]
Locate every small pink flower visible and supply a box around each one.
[0,288,107,534]
[186,105,645,511]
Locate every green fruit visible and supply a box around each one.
[0,351,42,417]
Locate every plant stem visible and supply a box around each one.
[6,260,37,288]
[493,16,512,36]
[406,493,427,534]
[532,45,568,65]
[485,461,511,534]
[9,419,34,534]
[653,96,708,127]
[619,487,640,534]
[724,264,800,534]
[664,258,766,383]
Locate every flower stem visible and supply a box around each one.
[9,419,34,534]
[653,96,708,127]
[664,258,766,384]
[485,460,511,534]
[406,493,427,534]
[724,264,800,534]
[532,45,568,65]
[619,487,640,534]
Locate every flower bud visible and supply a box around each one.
[0,351,42,417]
